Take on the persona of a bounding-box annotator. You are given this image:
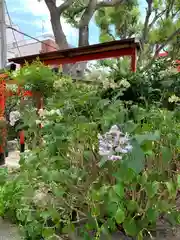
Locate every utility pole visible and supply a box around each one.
[0,0,7,68]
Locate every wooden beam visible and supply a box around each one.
[42,48,135,65]
[9,38,140,65]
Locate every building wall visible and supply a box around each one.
[41,39,58,53]
[12,42,42,57]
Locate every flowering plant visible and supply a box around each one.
[98,125,132,161]
[15,61,56,98]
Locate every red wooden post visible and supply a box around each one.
[0,79,6,164]
[131,48,137,72]
[20,91,25,152]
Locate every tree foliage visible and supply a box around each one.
[95,0,180,62]
[40,0,134,48]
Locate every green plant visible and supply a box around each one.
[15,60,56,98]
[1,64,180,240]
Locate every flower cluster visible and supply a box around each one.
[9,111,21,126]
[6,84,18,93]
[36,108,62,127]
[168,95,180,103]
[98,125,133,161]
[38,108,61,118]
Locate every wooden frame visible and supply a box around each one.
[9,38,140,72]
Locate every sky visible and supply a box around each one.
[6,0,146,47]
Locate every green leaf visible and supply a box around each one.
[98,156,108,168]
[115,208,125,224]
[107,202,118,216]
[62,224,75,234]
[40,211,50,220]
[135,130,160,145]
[157,200,171,212]
[137,230,143,240]
[146,208,159,223]
[126,140,145,174]
[91,205,100,217]
[123,218,138,237]
[42,227,54,238]
[145,181,159,198]
[113,166,136,184]
[165,181,176,197]
[16,209,26,222]
[52,185,65,197]
[127,200,138,212]
[113,183,124,198]
[161,146,172,163]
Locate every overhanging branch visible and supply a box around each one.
[143,27,180,70]
[154,28,180,57]
[141,0,152,47]
[58,0,75,14]
[148,9,166,29]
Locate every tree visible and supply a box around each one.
[41,0,132,49]
[95,0,180,63]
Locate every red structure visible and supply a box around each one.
[0,73,42,163]
[9,38,140,71]
[158,51,180,72]
[0,38,140,164]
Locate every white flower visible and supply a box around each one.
[168,95,180,103]
[49,109,56,115]
[42,109,62,117]
[35,120,41,125]
[56,109,61,115]
[38,108,44,117]
[108,155,122,161]
[98,125,133,161]
[9,111,21,126]
[120,79,130,88]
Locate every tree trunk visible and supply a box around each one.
[78,0,97,47]
[44,0,69,49]
[79,25,89,46]
[50,11,69,49]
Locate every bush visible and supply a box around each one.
[0,64,180,239]
[101,58,180,109]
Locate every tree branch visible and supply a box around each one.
[44,0,69,48]
[57,0,75,14]
[78,0,98,46]
[44,0,57,12]
[79,0,97,28]
[148,9,166,29]
[141,0,153,48]
[154,28,180,58]
[143,27,180,70]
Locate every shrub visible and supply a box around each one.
[1,65,180,239]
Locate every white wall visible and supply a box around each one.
[11,41,41,57]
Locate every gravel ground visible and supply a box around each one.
[5,151,20,169]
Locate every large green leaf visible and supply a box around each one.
[113,183,125,198]
[161,146,172,163]
[123,218,138,236]
[115,208,125,224]
[135,130,160,145]
[126,140,145,174]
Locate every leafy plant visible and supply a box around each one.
[15,60,56,98]
[0,64,180,240]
